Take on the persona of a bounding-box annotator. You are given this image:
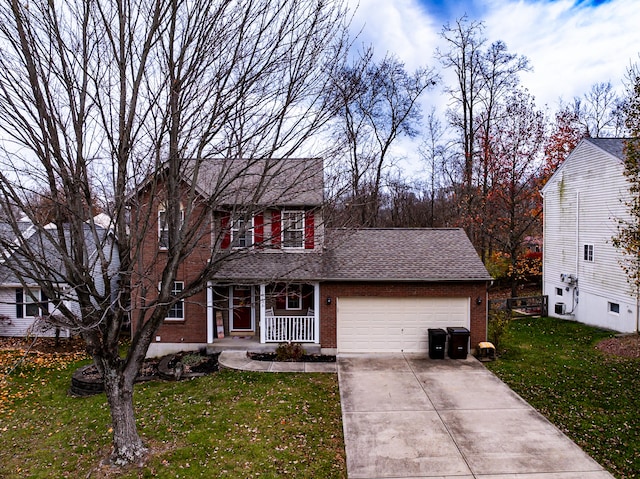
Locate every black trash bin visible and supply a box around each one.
[447,327,470,359]
[428,328,446,359]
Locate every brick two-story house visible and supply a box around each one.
[133,158,491,357]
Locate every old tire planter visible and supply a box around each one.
[70,364,105,396]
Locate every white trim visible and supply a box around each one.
[231,214,253,249]
[285,284,303,310]
[229,285,255,331]
[164,281,185,321]
[259,284,266,343]
[281,210,305,249]
[206,281,214,343]
[313,283,320,344]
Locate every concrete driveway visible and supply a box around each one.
[338,353,614,479]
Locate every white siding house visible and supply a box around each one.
[542,138,638,333]
[0,215,118,338]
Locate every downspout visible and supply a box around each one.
[574,191,580,314]
[576,191,580,279]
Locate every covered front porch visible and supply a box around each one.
[207,282,320,345]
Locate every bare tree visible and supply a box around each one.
[0,0,348,466]
[329,48,437,225]
[437,17,530,259]
[572,82,624,138]
[436,16,485,195]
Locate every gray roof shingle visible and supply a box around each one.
[323,228,492,281]
[191,158,324,206]
[586,138,627,159]
[212,228,492,283]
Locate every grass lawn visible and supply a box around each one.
[486,316,640,479]
[0,350,346,478]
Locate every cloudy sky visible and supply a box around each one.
[349,0,640,111]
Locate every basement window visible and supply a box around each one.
[556,288,563,296]
[608,302,620,315]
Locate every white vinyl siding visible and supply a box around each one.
[542,140,636,332]
[0,288,70,338]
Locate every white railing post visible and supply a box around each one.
[313,282,320,343]
[206,281,214,344]
[259,284,266,343]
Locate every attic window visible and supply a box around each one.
[583,244,594,262]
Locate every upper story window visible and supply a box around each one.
[583,244,594,262]
[282,210,304,248]
[158,206,184,250]
[166,282,184,320]
[232,216,252,248]
[15,288,48,318]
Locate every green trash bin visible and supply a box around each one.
[447,327,470,359]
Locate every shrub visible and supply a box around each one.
[275,342,305,362]
[488,309,511,354]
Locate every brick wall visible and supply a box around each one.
[318,281,488,349]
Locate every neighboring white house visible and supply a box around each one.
[0,214,118,338]
[541,137,639,333]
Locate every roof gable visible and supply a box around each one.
[542,138,628,194]
[191,158,324,206]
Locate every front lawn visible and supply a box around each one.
[486,317,640,479]
[0,348,346,478]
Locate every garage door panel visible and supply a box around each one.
[337,297,469,353]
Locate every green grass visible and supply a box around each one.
[486,317,640,479]
[0,356,346,478]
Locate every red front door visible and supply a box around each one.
[232,286,253,331]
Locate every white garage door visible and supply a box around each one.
[337,297,470,353]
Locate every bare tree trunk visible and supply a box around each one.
[103,369,146,465]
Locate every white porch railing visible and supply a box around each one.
[264,315,316,342]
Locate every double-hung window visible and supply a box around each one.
[282,210,304,248]
[583,244,594,262]
[166,282,185,320]
[16,289,48,318]
[158,207,184,250]
[232,216,252,248]
[286,285,302,310]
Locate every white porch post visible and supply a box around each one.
[259,283,266,343]
[206,281,214,343]
[314,282,320,344]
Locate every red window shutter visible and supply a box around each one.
[220,214,231,249]
[304,210,314,249]
[254,213,264,246]
[271,210,281,248]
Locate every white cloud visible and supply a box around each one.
[345,0,640,175]
[348,0,441,70]
[482,0,640,107]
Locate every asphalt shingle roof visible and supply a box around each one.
[323,228,492,281]
[192,158,324,206]
[587,137,627,159]
[212,228,491,283]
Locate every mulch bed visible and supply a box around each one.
[248,352,336,362]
